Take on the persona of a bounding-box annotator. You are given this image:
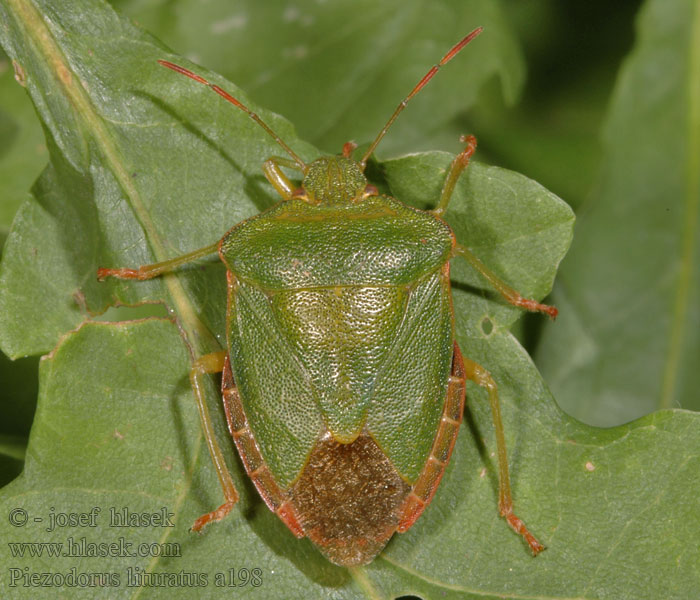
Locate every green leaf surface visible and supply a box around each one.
[0,1,698,599]
[0,47,47,235]
[537,0,700,426]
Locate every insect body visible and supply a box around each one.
[99,27,555,566]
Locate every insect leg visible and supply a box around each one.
[97,241,219,281]
[262,156,303,200]
[432,134,477,217]
[189,350,240,532]
[453,244,558,319]
[462,356,544,555]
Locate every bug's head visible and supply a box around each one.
[300,156,376,205]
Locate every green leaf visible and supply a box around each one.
[0,1,698,599]
[537,0,700,426]
[0,46,47,235]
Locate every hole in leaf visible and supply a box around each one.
[95,303,169,322]
[480,316,493,336]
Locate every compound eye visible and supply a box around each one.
[363,184,379,198]
[342,141,358,158]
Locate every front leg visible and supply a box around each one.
[97,241,219,281]
[263,156,306,200]
[431,134,477,218]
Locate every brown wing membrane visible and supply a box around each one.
[221,344,466,566]
[288,432,411,565]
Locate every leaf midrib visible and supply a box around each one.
[660,2,700,409]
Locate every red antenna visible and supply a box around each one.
[158,60,307,172]
[359,27,483,169]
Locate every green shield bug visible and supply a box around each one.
[98,26,556,566]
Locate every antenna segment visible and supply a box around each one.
[158,60,307,172]
[359,27,483,168]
